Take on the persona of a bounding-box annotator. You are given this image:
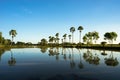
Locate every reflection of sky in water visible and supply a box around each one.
[0,48,120,80]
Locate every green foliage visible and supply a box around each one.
[78,26,84,43]
[78,26,83,32]
[83,31,99,44]
[9,29,17,45]
[104,32,117,44]
[70,27,75,43]
[40,38,48,46]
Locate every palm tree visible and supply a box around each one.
[63,34,67,43]
[70,27,75,43]
[9,29,17,46]
[68,34,71,43]
[55,33,59,44]
[78,26,83,43]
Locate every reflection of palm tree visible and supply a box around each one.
[62,48,67,60]
[105,51,119,66]
[77,49,84,69]
[70,48,75,69]
[68,48,71,60]
[8,50,16,66]
[55,47,60,61]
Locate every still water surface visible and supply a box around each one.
[0,48,120,80]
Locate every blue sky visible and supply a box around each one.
[0,0,120,43]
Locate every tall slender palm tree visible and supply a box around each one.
[68,34,71,43]
[78,26,83,43]
[70,27,75,43]
[55,33,59,44]
[9,29,17,46]
[63,34,67,42]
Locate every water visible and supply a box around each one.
[0,48,120,80]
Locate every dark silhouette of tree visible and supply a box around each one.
[68,34,71,43]
[9,29,17,46]
[104,32,117,44]
[70,27,75,43]
[83,31,99,44]
[40,38,48,46]
[78,26,84,43]
[92,31,99,44]
[83,35,87,44]
[55,33,59,44]
[63,34,67,43]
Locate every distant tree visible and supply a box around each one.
[83,35,87,44]
[49,36,55,44]
[9,29,17,46]
[85,32,93,44]
[63,34,67,42]
[92,31,99,44]
[104,32,117,44]
[83,31,99,44]
[70,27,75,43]
[16,41,25,45]
[78,26,83,43]
[0,32,2,44]
[68,34,71,43]
[101,41,107,47]
[40,38,48,46]
[55,33,59,44]
[3,39,11,45]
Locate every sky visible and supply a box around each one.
[0,0,120,44]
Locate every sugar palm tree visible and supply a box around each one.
[9,29,17,46]
[63,34,67,42]
[68,34,71,43]
[55,33,59,44]
[70,27,75,43]
[78,26,83,43]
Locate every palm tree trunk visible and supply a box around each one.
[72,33,74,44]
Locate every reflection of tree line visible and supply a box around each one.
[83,49,119,66]
[40,47,119,68]
[0,48,119,67]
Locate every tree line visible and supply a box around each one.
[0,26,118,46]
